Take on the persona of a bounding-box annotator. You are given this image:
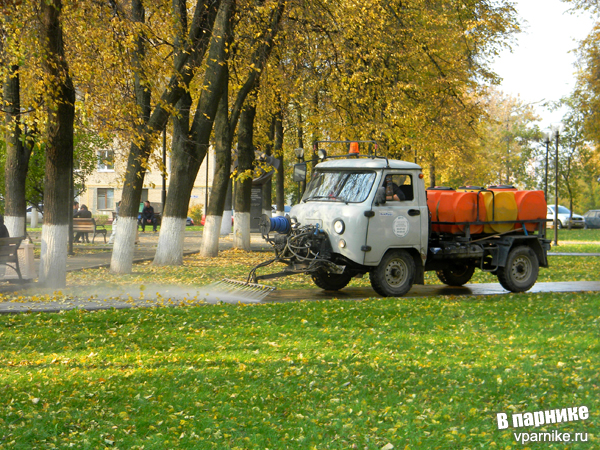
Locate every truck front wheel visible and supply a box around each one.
[436,263,476,286]
[497,246,539,293]
[370,250,415,297]
[311,270,353,291]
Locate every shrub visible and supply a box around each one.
[188,204,204,224]
[94,215,109,226]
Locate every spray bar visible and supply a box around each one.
[208,279,276,302]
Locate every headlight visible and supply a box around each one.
[333,219,345,234]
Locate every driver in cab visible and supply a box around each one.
[384,174,406,201]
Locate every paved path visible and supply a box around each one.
[1,281,599,314]
[0,230,598,314]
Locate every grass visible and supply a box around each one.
[0,293,598,449]
[549,228,600,242]
[0,230,598,448]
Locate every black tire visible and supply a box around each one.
[436,262,476,286]
[497,246,539,293]
[370,250,416,297]
[557,220,563,229]
[311,270,353,291]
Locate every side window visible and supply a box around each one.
[383,174,413,202]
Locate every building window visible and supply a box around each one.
[97,150,115,171]
[97,188,114,210]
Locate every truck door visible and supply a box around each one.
[364,172,424,265]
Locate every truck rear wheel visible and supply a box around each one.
[436,263,476,286]
[370,250,415,297]
[311,270,352,291]
[497,246,539,293]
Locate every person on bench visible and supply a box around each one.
[74,204,92,243]
[0,214,9,238]
[139,201,157,232]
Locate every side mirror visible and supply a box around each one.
[375,187,386,205]
[293,162,307,182]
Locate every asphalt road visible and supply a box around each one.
[1,280,599,314]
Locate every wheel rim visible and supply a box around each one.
[452,265,470,277]
[385,258,408,287]
[511,255,532,283]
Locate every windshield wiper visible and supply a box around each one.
[303,195,333,202]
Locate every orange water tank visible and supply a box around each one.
[435,191,486,235]
[426,187,454,232]
[454,191,486,234]
[515,190,547,231]
[436,191,461,234]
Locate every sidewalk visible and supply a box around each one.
[40,230,273,272]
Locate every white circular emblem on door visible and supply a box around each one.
[393,215,409,237]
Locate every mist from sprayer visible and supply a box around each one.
[12,282,271,309]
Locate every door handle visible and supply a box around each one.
[408,209,420,216]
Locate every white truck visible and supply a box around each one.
[248,150,550,297]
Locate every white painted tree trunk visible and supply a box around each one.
[110,217,138,273]
[200,215,222,257]
[154,216,186,265]
[39,224,68,288]
[262,208,271,217]
[31,210,38,228]
[5,216,25,238]
[274,211,284,217]
[233,211,251,251]
[221,210,232,235]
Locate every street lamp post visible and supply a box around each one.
[542,131,551,200]
[551,124,563,246]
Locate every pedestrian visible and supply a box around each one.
[74,204,92,243]
[108,201,120,244]
[73,201,79,216]
[139,201,157,232]
[0,214,9,238]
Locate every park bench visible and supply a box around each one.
[0,237,24,281]
[73,218,107,243]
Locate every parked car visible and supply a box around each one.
[583,210,600,229]
[547,205,585,229]
[26,206,43,222]
[186,217,194,226]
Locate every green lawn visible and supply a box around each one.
[1,293,598,449]
[1,231,598,449]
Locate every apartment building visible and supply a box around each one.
[78,143,215,216]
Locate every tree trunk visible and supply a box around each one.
[429,161,436,188]
[200,83,232,257]
[111,0,151,273]
[111,0,220,272]
[154,0,232,265]
[296,105,306,196]
[233,103,256,250]
[205,0,286,254]
[274,108,285,216]
[38,0,76,288]
[262,116,275,216]
[3,63,31,238]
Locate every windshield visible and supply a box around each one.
[549,206,571,214]
[302,170,376,203]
